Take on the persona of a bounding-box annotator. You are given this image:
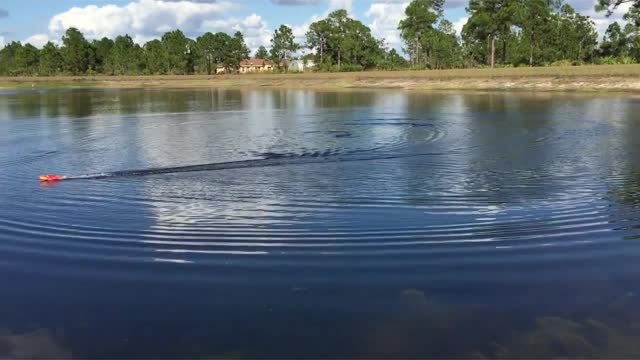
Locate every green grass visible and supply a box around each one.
[1,64,640,91]
[0,80,98,90]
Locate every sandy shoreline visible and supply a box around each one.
[2,65,640,92]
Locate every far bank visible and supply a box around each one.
[2,65,640,92]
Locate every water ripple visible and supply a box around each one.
[1,93,640,285]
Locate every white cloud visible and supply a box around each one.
[452,16,468,36]
[290,13,324,46]
[47,0,235,44]
[365,0,408,52]
[203,14,272,52]
[0,36,4,48]
[292,23,311,45]
[23,34,49,48]
[243,13,264,28]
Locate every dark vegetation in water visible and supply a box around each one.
[0,329,71,359]
[8,289,640,359]
[355,290,640,359]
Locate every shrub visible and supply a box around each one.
[339,64,365,72]
[548,59,574,67]
[322,64,364,72]
[408,64,428,71]
[618,56,636,64]
[597,56,636,65]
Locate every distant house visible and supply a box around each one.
[288,59,316,72]
[216,59,274,74]
[305,60,316,70]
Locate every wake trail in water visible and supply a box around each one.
[62,148,450,181]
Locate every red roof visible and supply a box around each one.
[240,59,273,67]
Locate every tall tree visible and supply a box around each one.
[254,45,269,59]
[463,0,517,67]
[14,43,40,75]
[91,37,114,73]
[143,39,168,74]
[379,48,408,70]
[39,42,63,75]
[497,1,598,66]
[623,3,640,25]
[306,9,383,70]
[196,32,220,74]
[557,4,598,63]
[306,19,332,66]
[193,32,249,73]
[431,19,463,68]
[0,41,22,76]
[270,25,299,71]
[325,10,349,68]
[516,0,553,66]
[398,0,444,66]
[161,29,193,75]
[596,0,640,61]
[625,22,640,60]
[227,31,250,72]
[61,27,90,75]
[600,21,628,57]
[107,34,141,75]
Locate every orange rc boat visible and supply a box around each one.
[39,174,66,182]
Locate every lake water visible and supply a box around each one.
[1,88,640,358]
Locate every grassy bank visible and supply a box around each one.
[2,65,640,92]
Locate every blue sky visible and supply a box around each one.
[0,0,629,54]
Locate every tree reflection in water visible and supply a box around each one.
[0,328,71,359]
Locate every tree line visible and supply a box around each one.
[1,0,639,76]
[0,28,252,76]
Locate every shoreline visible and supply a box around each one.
[2,65,640,92]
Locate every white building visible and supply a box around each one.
[288,59,316,72]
